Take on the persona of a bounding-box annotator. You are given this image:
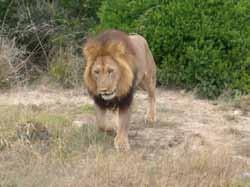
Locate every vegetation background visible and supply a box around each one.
[0,0,250,98]
[0,0,249,97]
[1,1,250,187]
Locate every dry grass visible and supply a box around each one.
[219,95,250,116]
[49,47,83,88]
[234,95,250,115]
[0,88,250,187]
[0,142,247,186]
[74,148,246,187]
[0,104,249,187]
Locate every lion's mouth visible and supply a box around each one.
[101,91,116,100]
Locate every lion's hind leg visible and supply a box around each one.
[140,75,156,125]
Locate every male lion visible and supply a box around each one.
[83,29,156,151]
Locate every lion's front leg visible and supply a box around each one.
[114,107,131,151]
[95,105,115,134]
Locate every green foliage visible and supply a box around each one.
[1,0,102,44]
[97,0,250,98]
[96,0,159,33]
[0,62,11,89]
[0,0,18,27]
[52,0,102,46]
[2,0,250,97]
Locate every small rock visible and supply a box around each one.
[240,172,250,180]
[233,110,242,115]
[180,90,186,95]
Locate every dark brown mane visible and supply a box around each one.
[93,76,136,111]
[95,29,136,55]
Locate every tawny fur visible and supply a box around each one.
[83,29,156,151]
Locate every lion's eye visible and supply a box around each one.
[107,69,114,74]
[94,70,99,75]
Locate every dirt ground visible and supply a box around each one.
[0,86,250,186]
[1,86,249,159]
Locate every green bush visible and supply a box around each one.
[97,0,250,98]
[52,0,102,46]
[1,0,102,45]
[96,0,159,33]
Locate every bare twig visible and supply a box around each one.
[23,0,50,70]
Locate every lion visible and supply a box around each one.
[83,29,156,151]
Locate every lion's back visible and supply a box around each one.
[129,34,156,85]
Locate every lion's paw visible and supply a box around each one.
[145,112,156,125]
[114,136,130,151]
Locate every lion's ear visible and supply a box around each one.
[83,40,101,61]
[106,41,126,56]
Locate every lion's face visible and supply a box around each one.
[91,56,121,100]
[83,33,136,100]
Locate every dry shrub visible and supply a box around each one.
[234,95,250,114]
[0,37,26,88]
[49,47,83,88]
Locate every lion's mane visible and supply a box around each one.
[83,30,138,110]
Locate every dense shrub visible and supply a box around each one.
[96,0,159,33]
[97,0,250,98]
[1,0,102,45]
[52,0,102,46]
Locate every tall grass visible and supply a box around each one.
[0,104,248,187]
